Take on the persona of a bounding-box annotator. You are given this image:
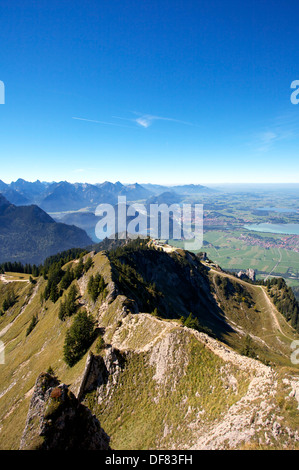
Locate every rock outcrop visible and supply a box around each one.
[19,373,110,450]
[237,268,256,282]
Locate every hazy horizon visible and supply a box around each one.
[1,178,299,187]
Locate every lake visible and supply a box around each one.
[244,223,299,235]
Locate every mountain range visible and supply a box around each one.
[142,183,215,195]
[0,180,214,246]
[0,194,92,265]
[0,179,214,212]
[0,183,199,264]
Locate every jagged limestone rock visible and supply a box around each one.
[77,347,126,404]
[19,372,110,450]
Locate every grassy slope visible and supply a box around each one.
[0,250,125,449]
[87,247,299,449]
[207,268,299,365]
[0,277,84,449]
[93,331,250,450]
[0,247,298,450]
[86,309,299,450]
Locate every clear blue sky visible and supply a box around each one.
[0,0,299,185]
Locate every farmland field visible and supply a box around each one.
[169,227,299,289]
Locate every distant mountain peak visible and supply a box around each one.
[0,199,92,264]
[0,180,8,191]
[1,179,215,213]
[0,193,10,207]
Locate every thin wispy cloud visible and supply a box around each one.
[72,113,194,130]
[113,112,194,128]
[253,112,299,153]
[136,116,152,128]
[257,131,278,152]
[72,117,135,129]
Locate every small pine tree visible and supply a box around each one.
[183,312,200,330]
[32,265,39,277]
[2,290,17,311]
[151,307,158,317]
[60,268,74,290]
[49,282,59,303]
[26,315,38,336]
[58,284,78,320]
[68,284,78,304]
[87,273,107,302]
[2,298,9,312]
[74,259,84,280]
[84,257,93,272]
[58,301,67,321]
[63,311,95,367]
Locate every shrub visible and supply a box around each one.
[241,335,257,359]
[95,336,105,354]
[181,312,214,337]
[46,366,56,376]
